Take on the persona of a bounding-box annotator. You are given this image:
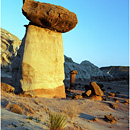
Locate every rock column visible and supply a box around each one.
[18,0,78,98]
[70,70,78,89]
[21,24,65,98]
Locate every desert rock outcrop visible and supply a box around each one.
[1,28,21,67]
[13,0,78,98]
[64,55,111,81]
[22,1,78,33]
[100,66,129,81]
[1,28,21,85]
[20,24,66,98]
[1,82,15,93]
[90,82,104,96]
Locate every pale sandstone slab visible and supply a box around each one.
[21,24,66,98]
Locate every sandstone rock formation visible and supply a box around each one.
[82,81,103,99]
[90,82,104,96]
[1,28,21,85]
[90,95,102,101]
[19,24,66,98]
[9,0,78,98]
[70,70,78,89]
[1,28,21,67]
[22,1,78,33]
[1,82,15,93]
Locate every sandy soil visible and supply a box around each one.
[1,80,129,130]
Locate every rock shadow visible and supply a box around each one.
[79,113,95,120]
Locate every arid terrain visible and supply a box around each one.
[1,80,129,130]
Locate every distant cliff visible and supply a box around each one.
[64,55,111,81]
[100,66,129,81]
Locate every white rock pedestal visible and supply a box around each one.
[21,24,66,98]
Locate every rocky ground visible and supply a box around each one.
[1,80,129,130]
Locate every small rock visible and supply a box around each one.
[102,97,106,101]
[9,104,23,115]
[90,82,104,96]
[93,117,98,122]
[85,90,92,97]
[124,99,129,104]
[66,88,71,92]
[72,94,82,99]
[1,82,15,92]
[104,113,117,124]
[109,93,115,97]
[113,98,119,103]
[90,95,102,101]
[110,103,118,109]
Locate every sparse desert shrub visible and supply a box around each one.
[62,102,80,119]
[49,112,67,130]
[27,116,34,120]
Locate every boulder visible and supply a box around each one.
[90,82,104,96]
[22,1,78,33]
[14,24,66,98]
[82,90,92,98]
[9,104,22,115]
[1,82,15,92]
[85,90,92,97]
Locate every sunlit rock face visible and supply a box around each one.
[22,0,78,33]
[1,28,21,85]
[20,24,66,98]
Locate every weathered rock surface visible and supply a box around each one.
[104,113,118,124]
[90,95,102,101]
[64,55,110,81]
[1,82,15,93]
[100,66,129,81]
[16,24,66,98]
[8,104,23,115]
[1,28,21,84]
[90,82,104,96]
[22,1,78,33]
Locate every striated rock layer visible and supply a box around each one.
[20,24,66,98]
[22,1,78,33]
[1,28,21,85]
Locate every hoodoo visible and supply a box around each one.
[12,0,78,98]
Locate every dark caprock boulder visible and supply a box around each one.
[22,1,78,33]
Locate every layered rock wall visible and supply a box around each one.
[1,28,21,85]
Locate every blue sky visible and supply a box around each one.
[1,0,129,67]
